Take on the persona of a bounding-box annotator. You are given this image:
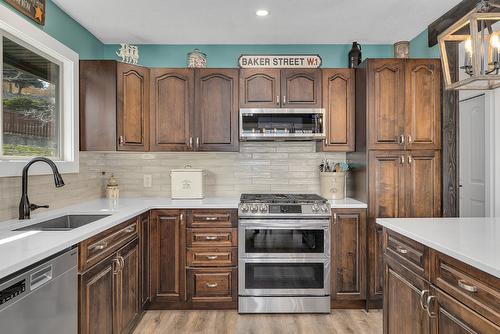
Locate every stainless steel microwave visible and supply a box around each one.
[239,108,325,141]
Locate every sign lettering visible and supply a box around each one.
[239,55,322,68]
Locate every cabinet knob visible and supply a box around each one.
[399,134,405,145]
[400,156,405,164]
[396,245,408,254]
[180,213,184,225]
[407,135,413,145]
[408,155,413,164]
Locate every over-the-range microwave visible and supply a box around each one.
[239,108,326,141]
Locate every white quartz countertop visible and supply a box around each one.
[377,217,500,278]
[328,198,367,209]
[0,196,366,279]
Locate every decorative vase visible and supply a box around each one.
[394,41,410,58]
[348,42,362,68]
[187,49,207,68]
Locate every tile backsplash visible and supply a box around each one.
[0,142,345,220]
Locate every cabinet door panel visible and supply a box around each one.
[194,69,239,151]
[331,209,366,300]
[150,69,193,151]
[384,258,430,334]
[368,151,405,298]
[281,69,322,108]
[240,69,280,108]
[367,60,405,150]
[322,69,355,151]
[140,214,150,309]
[79,255,115,334]
[150,210,186,304]
[406,151,441,218]
[405,60,441,150]
[431,287,500,334]
[117,239,140,334]
[117,63,150,151]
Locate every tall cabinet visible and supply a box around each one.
[348,58,442,306]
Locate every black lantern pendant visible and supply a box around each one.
[348,42,362,68]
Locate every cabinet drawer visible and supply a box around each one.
[432,251,500,325]
[188,209,236,228]
[187,248,237,267]
[188,268,237,302]
[384,229,429,279]
[79,218,139,272]
[187,228,237,247]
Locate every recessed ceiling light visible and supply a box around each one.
[256,9,269,17]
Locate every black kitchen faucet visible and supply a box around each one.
[19,157,65,220]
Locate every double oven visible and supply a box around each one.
[238,194,331,313]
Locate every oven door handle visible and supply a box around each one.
[239,222,330,229]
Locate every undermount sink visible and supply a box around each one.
[14,214,111,231]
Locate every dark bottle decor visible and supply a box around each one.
[348,42,362,68]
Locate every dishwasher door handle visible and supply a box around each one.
[30,265,53,291]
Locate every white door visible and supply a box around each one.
[459,95,486,217]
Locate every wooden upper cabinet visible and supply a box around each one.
[331,208,366,300]
[322,69,355,151]
[240,69,281,108]
[405,150,441,218]
[117,63,150,151]
[79,60,117,151]
[405,59,441,150]
[150,69,194,151]
[281,69,322,108]
[149,210,186,305]
[194,69,239,152]
[367,59,406,150]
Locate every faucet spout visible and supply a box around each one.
[19,157,65,220]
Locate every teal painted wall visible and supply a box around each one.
[103,44,394,68]
[410,29,440,58]
[0,0,104,58]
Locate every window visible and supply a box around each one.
[0,5,78,177]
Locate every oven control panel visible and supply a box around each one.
[239,202,330,217]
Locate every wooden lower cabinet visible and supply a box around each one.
[79,238,140,334]
[139,213,150,309]
[384,257,430,334]
[149,210,186,307]
[79,254,115,334]
[331,208,366,302]
[187,267,238,307]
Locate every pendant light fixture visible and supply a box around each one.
[438,0,500,90]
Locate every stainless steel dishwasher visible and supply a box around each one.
[0,248,78,334]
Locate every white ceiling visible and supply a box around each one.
[52,0,462,44]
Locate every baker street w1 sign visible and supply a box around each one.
[239,55,322,68]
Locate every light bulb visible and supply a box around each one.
[490,33,500,49]
[464,38,473,54]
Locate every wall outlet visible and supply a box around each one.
[143,174,152,188]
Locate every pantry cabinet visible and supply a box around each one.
[321,69,355,152]
[331,208,366,301]
[240,68,321,108]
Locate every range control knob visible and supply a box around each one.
[250,204,259,213]
[241,204,249,212]
[312,204,320,212]
[260,204,268,213]
[321,204,329,212]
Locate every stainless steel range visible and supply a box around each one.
[238,194,331,314]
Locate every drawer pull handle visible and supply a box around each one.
[206,255,218,260]
[123,226,135,233]
[204,217,218,221]
[91,242,108,251]
[396,246,408,254]
[206,283,218,288]
[426,296,436,318]
[205,236,219,241]
[458,280,478,293]
[419,290,429,311]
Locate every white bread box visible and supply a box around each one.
[171,166,205,199]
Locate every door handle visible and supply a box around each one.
[399,134,405,145]
[205,236,218,240]
[195,137,200,150]
[119,135,125,146]
[400,155,405,164]
[419,290,429,310]
[407,135,413,144]
[188,137,193,149]
[408,155,413,164]
[458,279,478,293]
[276,95,280,105]
[206,255,218,260]
[283,95,286,104]
[205,282,218,288]
[426,295,437,318]
[30,265,53,290]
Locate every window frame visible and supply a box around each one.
[0,5,79,177]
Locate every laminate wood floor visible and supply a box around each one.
[133,310,383,334]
